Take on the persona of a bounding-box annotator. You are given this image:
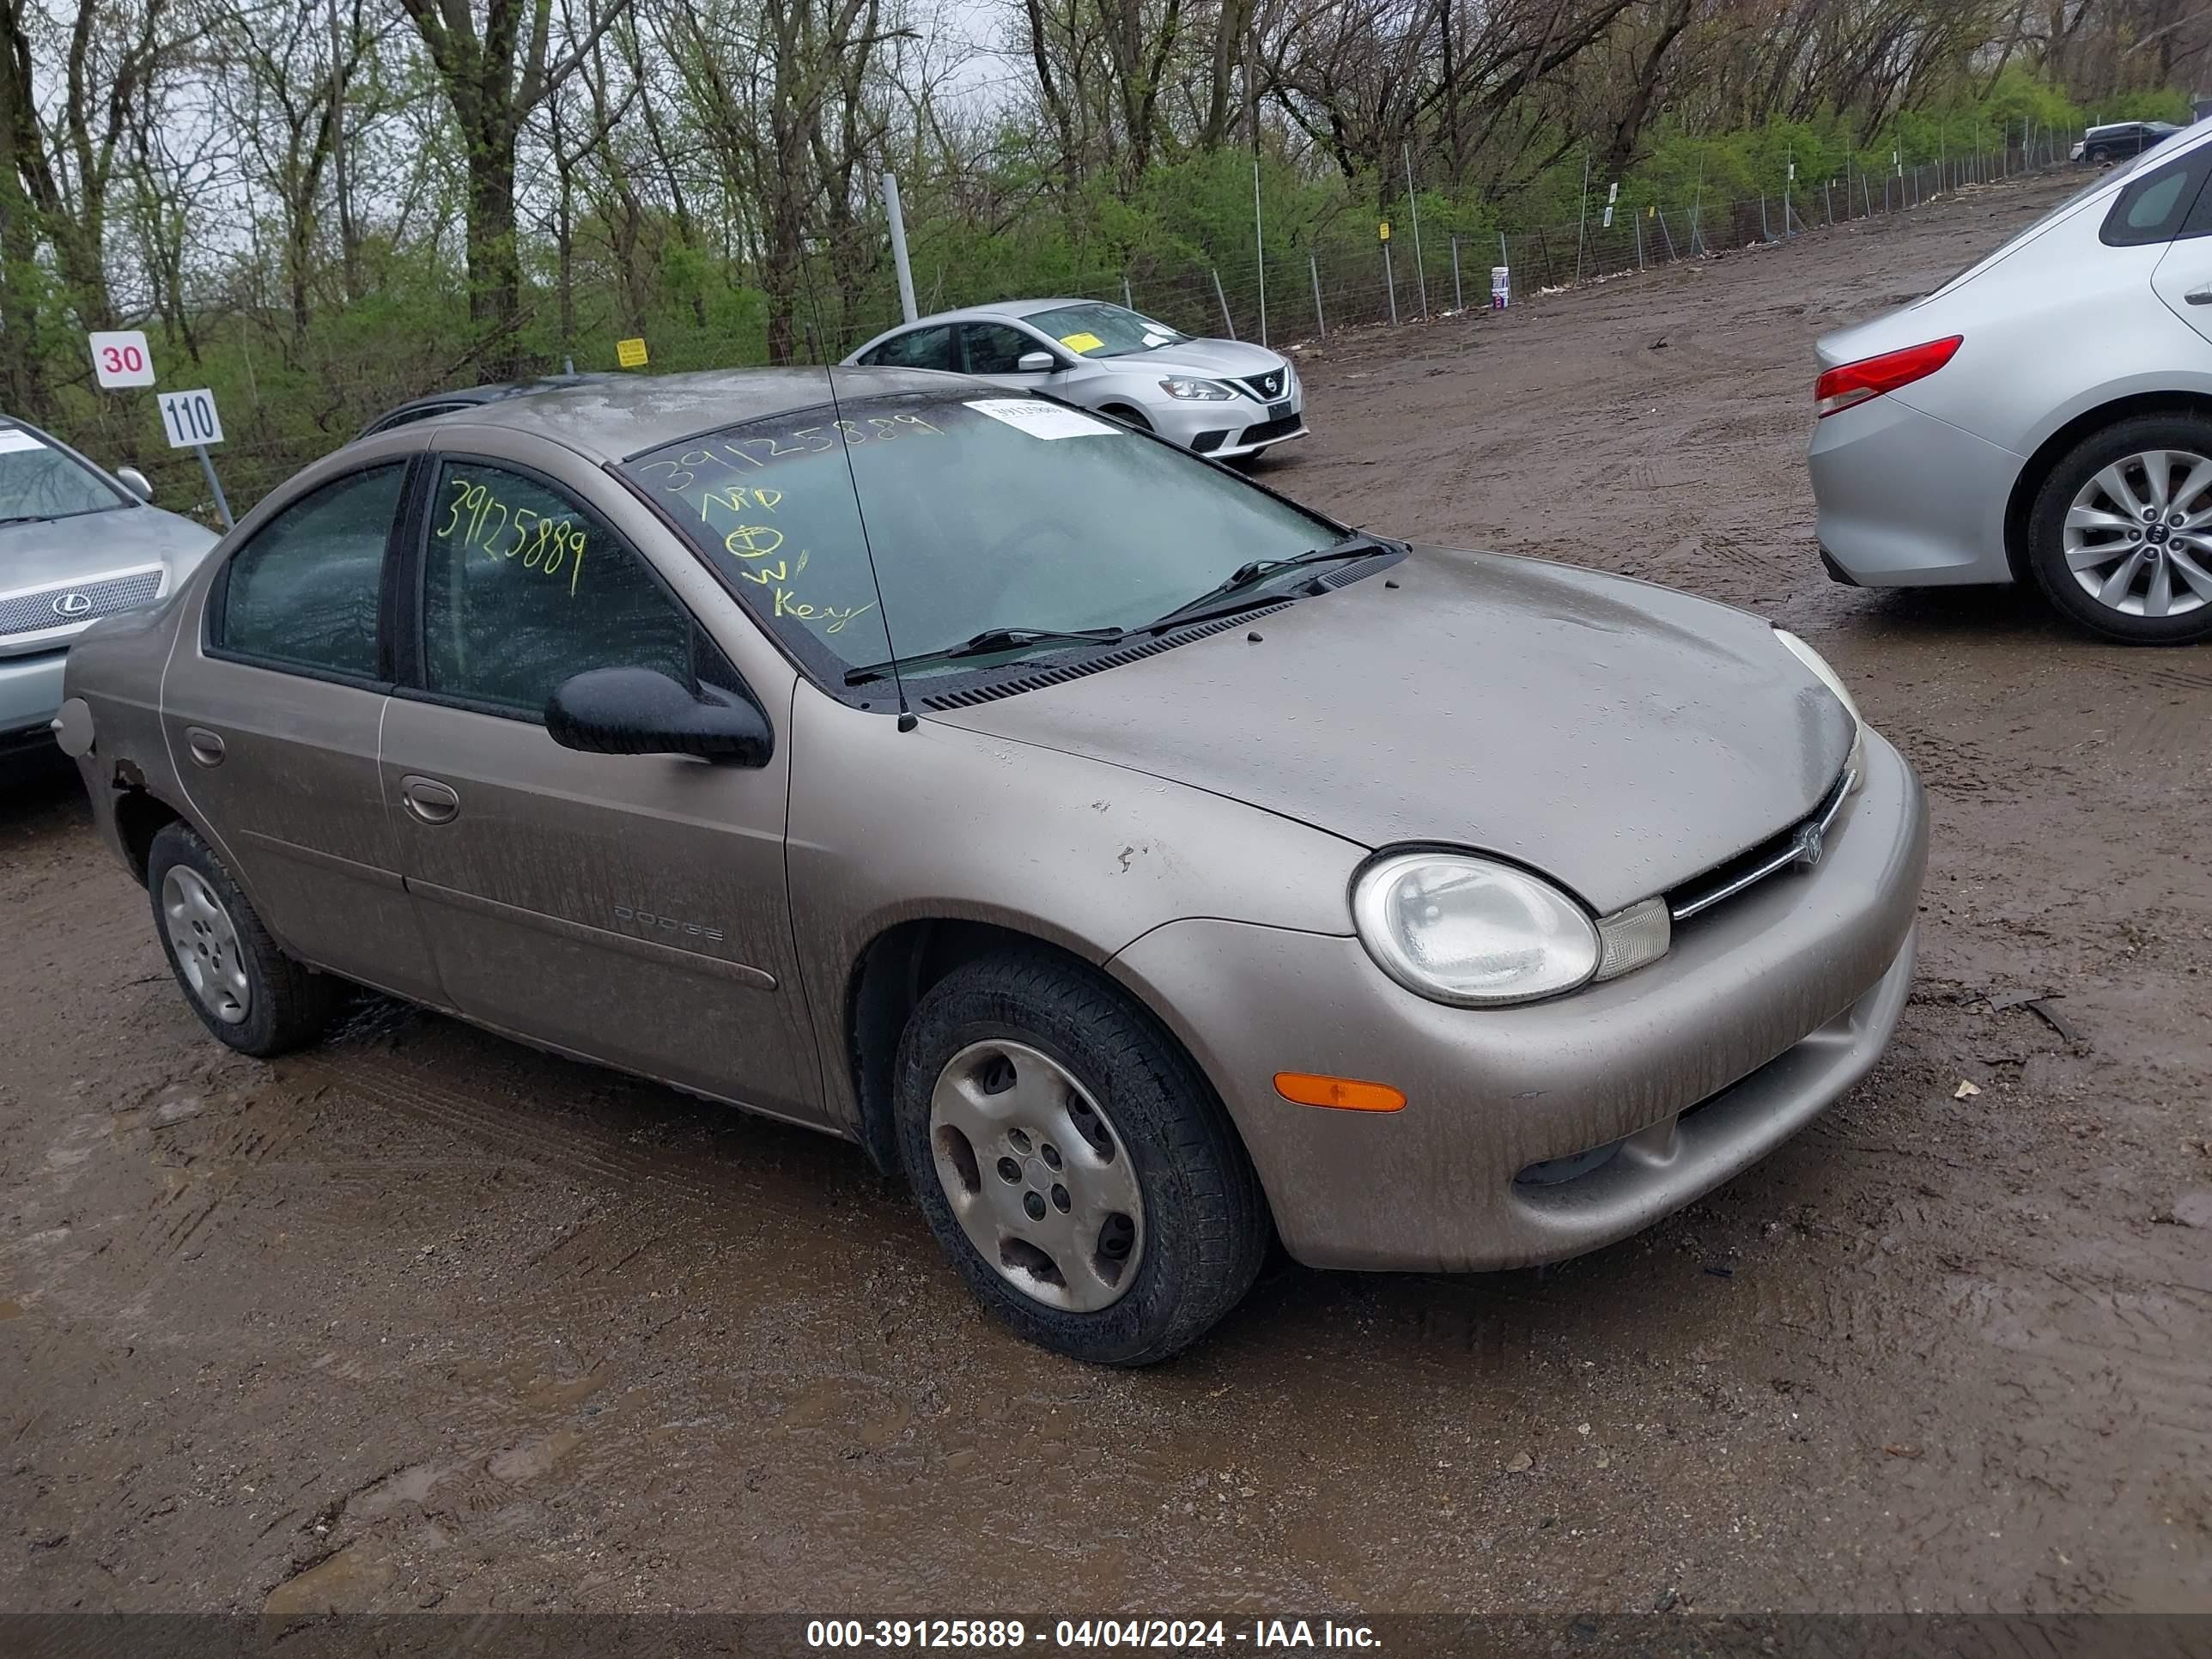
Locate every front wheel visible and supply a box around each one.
[892,951,1270,1365]
[2024,415,2212,644]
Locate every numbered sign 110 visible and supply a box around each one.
[159,388,224,449]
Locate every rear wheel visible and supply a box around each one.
[892,950,1269,1365]
[2024,415,2212,644]
[148,823,341,1055]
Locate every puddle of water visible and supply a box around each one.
[264,1542,394,1618]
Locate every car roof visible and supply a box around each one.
[425,365,984,460]
[897,298,1116,328]
[359,373,623,437]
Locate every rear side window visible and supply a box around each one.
[863,325,954,371]
[219,464,403,678]
[2102,150,2212,246]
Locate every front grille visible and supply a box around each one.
[0,567,163,638]
[1239,369,1288,402]
[1238,413,1304,446]
[1667,765,1854,924]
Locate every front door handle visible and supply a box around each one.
[184,726,224,768]
[2187,284,2212,306]
[399,775,460,825]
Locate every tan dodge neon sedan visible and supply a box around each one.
[58,370,1927,1364]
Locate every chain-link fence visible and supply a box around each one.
[1056,132,2071,351]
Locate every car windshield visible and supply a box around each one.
[0,424,129,526]
[1024,302,1188,359]
[623,389,1338,686]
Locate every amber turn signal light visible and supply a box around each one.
[1273,1072,1407,1112]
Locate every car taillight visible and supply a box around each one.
[1814,336,1963,418]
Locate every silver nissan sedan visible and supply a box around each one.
[59,369,1926,1364]
[846,300,1307,460]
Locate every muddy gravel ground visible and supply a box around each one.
[5,174,2210,1621]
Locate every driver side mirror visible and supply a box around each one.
[545,668,772,766]
[115,466,154,503]
[1016,350,1056,374]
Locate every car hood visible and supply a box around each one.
[929,549,1854,915]
[1131,337,1288,381]
[0,504,218,659]
[0,503,216,591]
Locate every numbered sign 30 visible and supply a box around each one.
[159,387,224,449]
[88,330,155,388]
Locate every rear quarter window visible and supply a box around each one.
[2101,149,2212,246]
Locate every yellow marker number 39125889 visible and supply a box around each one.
[438,477,588,599]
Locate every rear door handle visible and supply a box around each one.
[2187,284,2212,306]
[399,775,460,825]
[184,726,224,768]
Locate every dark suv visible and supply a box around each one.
[2072,121,2182,166]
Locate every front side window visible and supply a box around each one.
[0,423,131,526]
[622,391,1339,690]
[962,324,1048,374]
[1024,302,1187,359]
[419,461,706,715]
[219,464,403,679]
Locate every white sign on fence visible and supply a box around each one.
[88,330,155,388]
[158,387,224,449]
[1602,180,1618,228]
[1490,266,1510,309]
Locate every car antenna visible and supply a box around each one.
[801,266,916,732]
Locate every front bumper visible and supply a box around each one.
[1109,729,1927,1273]
[1808,393,2023,586]
[0,648,66,756]
[1145,392,1308,459]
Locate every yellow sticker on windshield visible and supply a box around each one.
[1059,331,1105,354]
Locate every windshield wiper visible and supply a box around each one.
[1139,533,1402,635]
[843,625,1126,687]
[0,514,56,526]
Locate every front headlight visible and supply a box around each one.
[1159,377,1233,401]
[1352,853,1600,1007]
[1773,629,1866,791]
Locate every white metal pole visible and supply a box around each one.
[1402,143,1428,319]
[196,446,234,530]
[1252,154,1267,347]
[1574,151,1591,282]
[883,173,917,324]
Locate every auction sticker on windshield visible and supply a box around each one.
[966,399,1118,441]
[0,428,43,454]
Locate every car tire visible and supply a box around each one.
[147,821,341,1056]
[1100,404,1153,433]
[891,949,1270,1365]
[2024,413,2212,644]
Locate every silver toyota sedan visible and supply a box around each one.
[1810,119,2212,642]
[59,370,1924,1364]
[2,417,217,760]
[846,299,1308,460]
